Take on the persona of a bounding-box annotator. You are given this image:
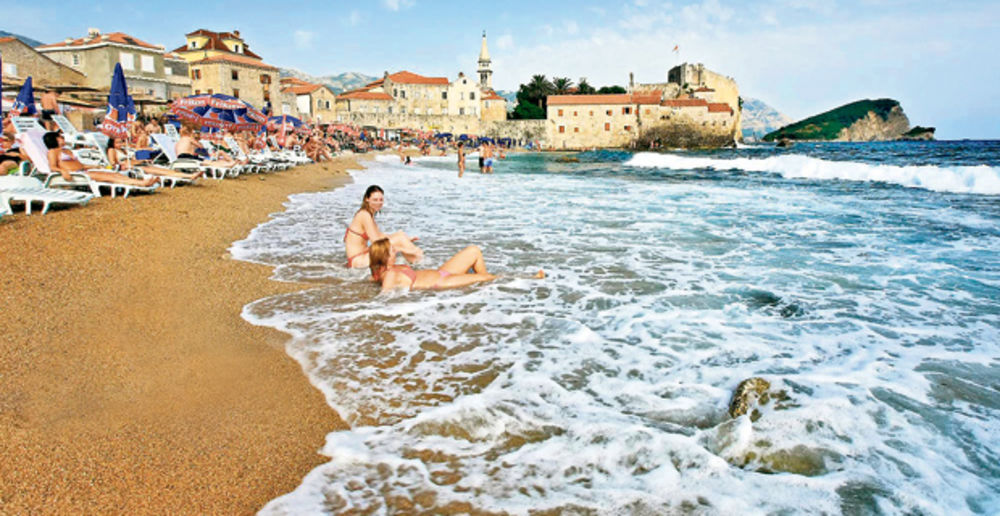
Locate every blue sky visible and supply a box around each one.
[4,0,998,138]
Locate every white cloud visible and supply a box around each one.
[496,34,514,50]
[382,0,415,11]
[565,21,579,35]
[293,30,315,50]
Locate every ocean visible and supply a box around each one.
[232,141,1000,514]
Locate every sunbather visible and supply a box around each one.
[344,185,423,268]
[106,137,203,182]
[1,134,24,175]
[44,132,158,187]
[175,126,237,168]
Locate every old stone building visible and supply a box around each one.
[0,37,87,88]
[279,77,339,123]
[163,52,191,100]
[547,63,741,149]
[37,29,188,100]
[333,32,507,133]
[171,29,279,109]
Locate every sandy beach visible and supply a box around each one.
[0,158,362,514]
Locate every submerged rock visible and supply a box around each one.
[728,377,771,420]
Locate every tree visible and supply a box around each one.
[577,77,596,95]
[525,75,554,109]
[597,85,627,94]
[552,77,574,95]
[510,102,545,120]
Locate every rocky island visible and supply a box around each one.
[763,98,934,142]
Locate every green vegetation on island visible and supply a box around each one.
[763,98,901,141]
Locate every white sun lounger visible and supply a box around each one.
[51,114,103,155]
[17,130,158,198]
[12,116,46,134]
[150,133,234,180]
[0,175,94,215]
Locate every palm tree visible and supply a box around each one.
[526,74,554,109]
[552,77,574,95]
[577,77,595,95]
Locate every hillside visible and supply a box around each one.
[279,68,377,93]
[763,98,912,142]
[0,30,43,47]
[741,98,793,141]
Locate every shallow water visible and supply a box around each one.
[234,142,1000,514]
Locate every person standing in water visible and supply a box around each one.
[457,142,466,177]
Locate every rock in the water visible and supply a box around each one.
[728,377,771,420]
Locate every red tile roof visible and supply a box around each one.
[693,86,715,92]
[0,37,16,44]
[548,94,632,105]
[548,92,662,105]
[283,84,322,95]
[39,32,162,50]
[660,98,709,108]
[386,71,449,85]
[707,102,733,114]
[171,29,262,59]
[337,90,393,101]
[482,90,505,101]
[192,54,277,71]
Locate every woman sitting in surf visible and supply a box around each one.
[344,185,424,268]
[369,237,544,291]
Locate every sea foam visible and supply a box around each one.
[625,152,1000,195]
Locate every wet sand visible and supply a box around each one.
[0,158,362,514]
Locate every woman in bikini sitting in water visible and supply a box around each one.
[344,185,423,268]
[369,237,544,291]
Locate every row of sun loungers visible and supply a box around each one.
[1,118,314,217]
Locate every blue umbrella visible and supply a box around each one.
[11,76,37,117]
[101,63,135,137]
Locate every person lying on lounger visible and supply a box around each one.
[368,237,544,292]
[107,137,203,182]
[175,126,238,168]
[43,132,158,187]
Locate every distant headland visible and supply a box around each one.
[763,99,935,143]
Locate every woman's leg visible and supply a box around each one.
[439,245,487,275]
[139,165,203,180]
[388,231,424,263]
[87,171,158,186]
[435,273,497,289]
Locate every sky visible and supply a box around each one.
[4,0,998,138]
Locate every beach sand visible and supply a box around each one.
[0,158,362,514]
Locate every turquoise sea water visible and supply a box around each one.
[234,142,1000,514]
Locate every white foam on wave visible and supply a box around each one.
[625,152,1000,195]
[236,156,1000,514]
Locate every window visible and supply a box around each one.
[72,53,80,66]
[442,108,448,115]
[192,69,202,80]
[264,90,270,102]
[260,75,271,84]
[2,63,15,76]
[557,109,563,116]
[573,111,577,116]
[645,109,651,114]
[325,100,331,109]
[231,69,239,80]
[120,52,135,71]
[622,107,632,115]
[459,107,465,115]
[574,127,579,133]
[164,66,172,76]
[233,88,240,98]
[589,110,593,116]
[442,91,447,99]
[400,90,406,98]
[604,122,610,131]
[460,92,465,100]
[141,55,154,72]
[625,125,632,131]
[234,44,241,53]
[606,109,612,116]
[393,88,398,97]
[413,108,421,115]
[558,126,565,133]
[470,92,475,100]
[189,41,198,49]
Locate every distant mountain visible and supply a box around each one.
[279,68,377,93]
[496,90,517,112]
[0,30,44,48]
[741,98,793,141]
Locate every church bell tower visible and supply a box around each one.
[478,31,492,89]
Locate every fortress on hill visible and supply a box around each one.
[547,63,742,149]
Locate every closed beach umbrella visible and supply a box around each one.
[11,76,37,117]
[101,63,136,137]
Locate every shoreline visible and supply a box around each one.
[0,157,364,513]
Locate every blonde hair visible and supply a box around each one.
[368,238,391,281]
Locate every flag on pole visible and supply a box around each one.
[672,45,679,53]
